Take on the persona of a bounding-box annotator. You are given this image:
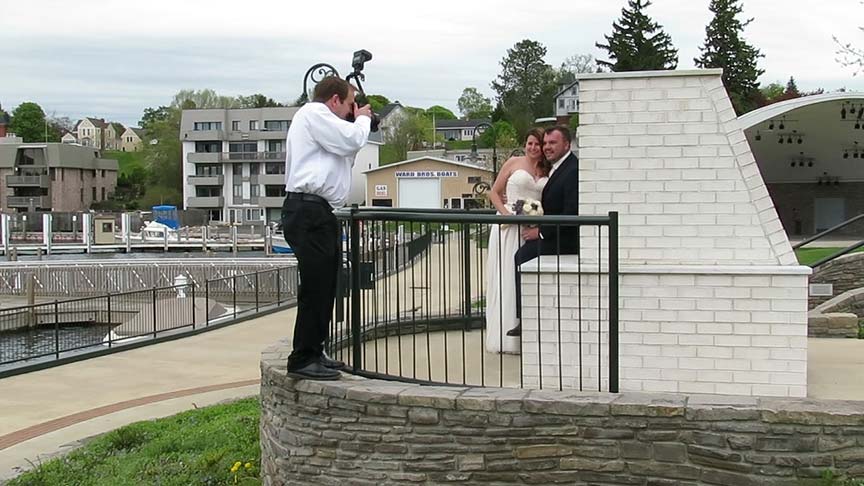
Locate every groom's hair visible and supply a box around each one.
[545,125,572,143]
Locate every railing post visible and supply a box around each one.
[191,281,196,329]
[350,207,362,372]
[276,268,281,305]
[205,279,210,326]
[255,272,260,312]
[608,211,619,393]
[152,287,157,338]
[54,300,59,360]
[233,275,237,319]
[461,222,472,319]
[107,292,112,348]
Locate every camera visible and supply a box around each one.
[345,49,381,132]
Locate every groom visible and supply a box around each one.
[508,125,580,336]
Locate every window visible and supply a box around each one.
[264,120,289,131]
[50,168,55,181]
[250,163,260,175]
[265,185,286,197]
[233,184,242,197]
[232,121,240,131]
[249,120,259,130]
[102,222,112,232]
[463,129,471,136]
[233,163,243,176]
[250,185,260,197]
[228,142,257,160]
[195,164,222,176]
[195,141,220,153]
[467,176,481,184]
[195,186,222,197]
[264,162,285,175]
[193,122,222,131]
[246,209,262,221]
[558,98,565,109]
[80,169,84,181]
[80,188,84,203]
[92,187,97,201]
[101,170,105,178]
[208,209,222,222]
[101,187,106,200]
[266,140,284,154]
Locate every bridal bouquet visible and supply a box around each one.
[501,198,543,229]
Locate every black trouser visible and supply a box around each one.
[514,239,542,320]
[281,196,340,369]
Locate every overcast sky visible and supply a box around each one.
[2,0,863,127]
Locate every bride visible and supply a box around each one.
[485,128,550,354]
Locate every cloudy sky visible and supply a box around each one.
[2,0,863,127]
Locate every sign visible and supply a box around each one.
[375,184,388,197]
[395,170,458,178]
[810,283,833,297]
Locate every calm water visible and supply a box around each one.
[13,250,270,262]
[0,324,109,365]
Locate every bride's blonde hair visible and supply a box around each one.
[525,128,551,176]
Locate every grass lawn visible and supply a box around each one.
[8,398,261,486]
[103,150,146,177]
[795,247,864,266]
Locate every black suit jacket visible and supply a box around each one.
[539,152,579,254]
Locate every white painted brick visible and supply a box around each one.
[698,370,734,383]
[643,380,678,393]
[750,360,789,372]
[667,111,702,123]
[700,226,735,238]
[630,181,665,192]
[660,369,699,382]
[632,112,666,123]
[696,300,734,312]
[578,147,613,159]
[714,287,751,299]
[679,334,714,346]
[613,101,649,112]
[647,77,686,89]
[612,147,647,158]
[770,299,806,312]
[715,311,753,323]
[733,323,771,335]
[647,146,683,158]
[646,124,685,135]
[622,344,662,356]
[716,383,753,395]
[683,123,720,134]
[661,345,697,358]
[612,78,648,90]
[679,382,717,394]
[628,226,664,237]
[751,385,790,397]
[684,146,718,157]
[678,239,716,250]
[665,135,701,146]
[645,334,678,345]
[664,181,700,192]
[595,112,633,124]
[697,346,734,359]
[623,321,660,333]
[643,356,679,369]
[596,90,632,102]
[733,276,771,287]
[582,135,629,147]
[677,311,715,322]
[686,100,713,111]
[647,192,682,204]
[770,348,807,361]
[660,322,696,334]
[715,335,752,347]
[770,372,806,386]
[630,135,665,147]
[662,204,700,215]
[679,358,716,370]
[631,89,665,100]
[698,156,735,169]
[623,367,662,380]
[629,249,666,260]
[646,215,682,225]
[667,87,704,99]
[770,324,807,337]
[751,336,790,348]
[734,371,772,384]
[682,214,717,225]
[682,169,717,180]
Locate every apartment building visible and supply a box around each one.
[0,143,118,212]
[180,107,381,224]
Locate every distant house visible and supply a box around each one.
[434,119,491,142]
[121,127,146,152]
[377,102,407,140]
[104,122,125,150]
[554,80,579,125]
[60,129,77,144]
[76,117,108,149]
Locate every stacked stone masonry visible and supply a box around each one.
[261,344,864,486]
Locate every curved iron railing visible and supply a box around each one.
[332,207,620,392]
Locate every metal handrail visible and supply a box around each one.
[792,213,864,250]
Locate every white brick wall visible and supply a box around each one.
[519,263,810,397]
[519,70,812,397]
[575,70,796,266]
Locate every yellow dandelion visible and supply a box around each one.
[244,462,252,469]
[230,461,242,473]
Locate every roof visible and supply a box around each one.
[111,122,125,133]
[85,117,108,128]
[435,119,491,129]
[130,127,147,138]
[378,103,403,119]
[363,156,493,174]
[555,80,579,98]
[737,92,864,130]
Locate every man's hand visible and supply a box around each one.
[521,226,540,241]
[354,103,373,120]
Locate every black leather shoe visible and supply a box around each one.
[287,361,341,381]
[506,324,522,337]
[320,354,346,370]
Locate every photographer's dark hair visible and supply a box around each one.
[545,125,572,143]
[313,76,354,103]
[526,127,552,176]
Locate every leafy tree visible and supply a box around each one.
[760,82,785,102]
[139,106,172,132]
[457,87,493,119]
[694,0,764,114]
[10,102,59,142]
[596,0,678,72]
[556,54,603,85]
[478,120,518,151]
[425,105,457,121]
[365,95,391,112]
[171,89,238,109]
[237,94,283,108]
[141,105,183,201]
[384,111,436,161]
[834,15,864,76]
[491,39,557,137]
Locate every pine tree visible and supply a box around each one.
[694,0,764,114]
[596,0,679,72]
[784,76,799,97]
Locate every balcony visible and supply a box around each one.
[188,175,224,186]
[220,152,285,162]
[187,196,224,207]
[187,153,221,164]
[7,175,50,187]
[8,196,51,209]
[258,174,285,185]
[181,129,224,141]
[259,196,285,207]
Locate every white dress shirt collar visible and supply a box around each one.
[549,152,569,176]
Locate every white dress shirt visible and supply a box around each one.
[284,102,371,208]
[549,152,569,177]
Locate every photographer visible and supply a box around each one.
[282,76,372,380]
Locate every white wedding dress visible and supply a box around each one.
[485,169,547,354]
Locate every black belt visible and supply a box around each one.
[285,192,332,210]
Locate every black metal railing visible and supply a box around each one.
[0,267,297,371]
[332,208,619,392]
[792,213,864,268]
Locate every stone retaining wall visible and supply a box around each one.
[809,253,864,309]
[261,341,864,485]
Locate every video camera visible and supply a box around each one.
[345,49,381,132]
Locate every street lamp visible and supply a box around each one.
[470,121,497,188]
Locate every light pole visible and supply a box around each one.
[470,122,497,181]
